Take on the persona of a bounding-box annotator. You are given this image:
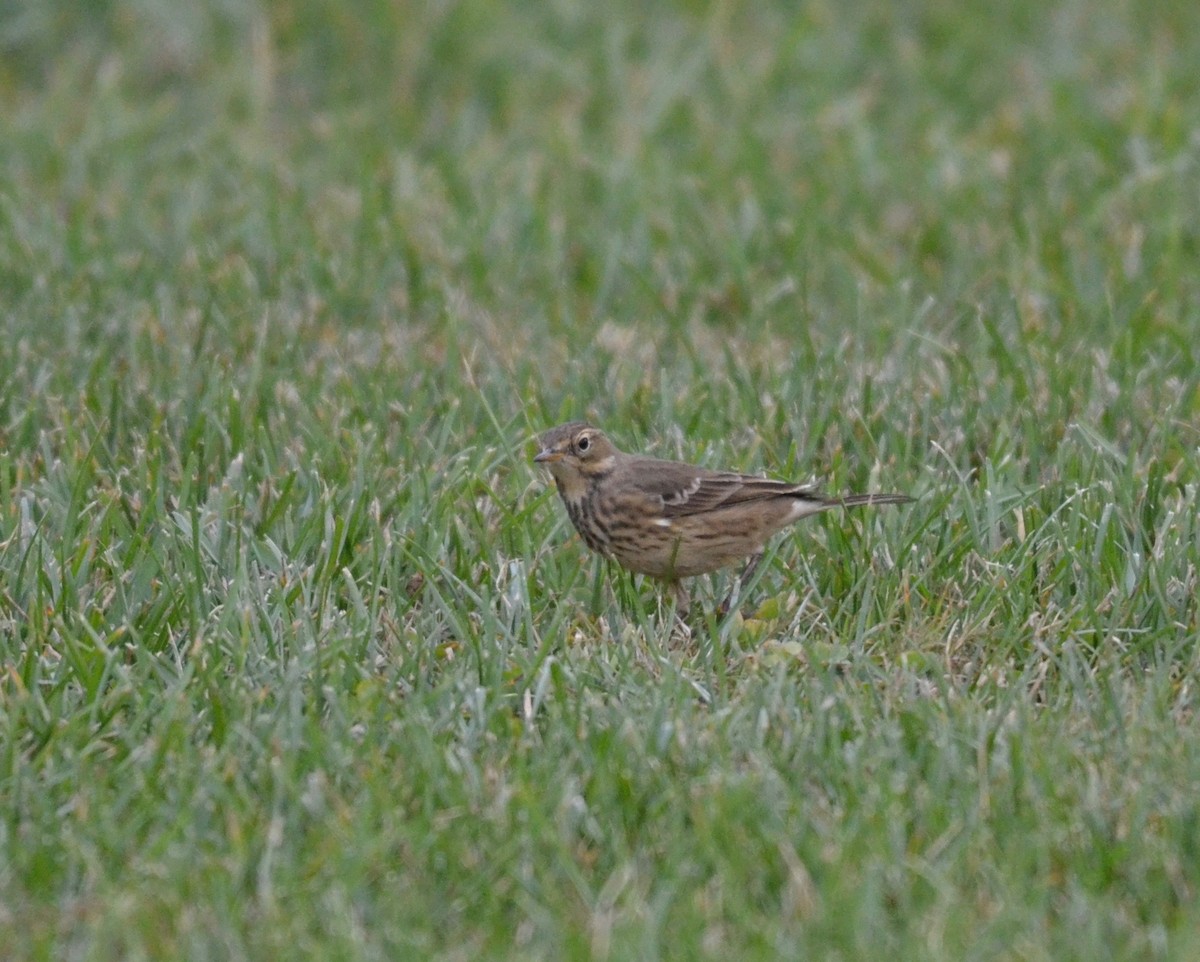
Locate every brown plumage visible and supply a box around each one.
[534,421,914,617]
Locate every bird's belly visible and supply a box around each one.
[608,520,760,579]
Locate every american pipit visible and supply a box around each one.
[534,421,913,617]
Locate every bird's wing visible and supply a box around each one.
[628,458,830,517]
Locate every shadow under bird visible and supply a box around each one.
[533,421,914,617]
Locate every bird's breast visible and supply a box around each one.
[562,493,612,554]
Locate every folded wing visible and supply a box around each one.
[627,458,832,518]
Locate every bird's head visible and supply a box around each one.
[534,422,618,494]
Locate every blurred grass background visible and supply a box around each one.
[2,0,1199,959]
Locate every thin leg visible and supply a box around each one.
[669,579,691,620]
[664,580,694,645]
[718,551,763,618]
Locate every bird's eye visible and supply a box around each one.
[576,435,591,453]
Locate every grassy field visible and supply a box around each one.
[2,0,1200,958]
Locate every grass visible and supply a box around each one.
[2,0,1199,958]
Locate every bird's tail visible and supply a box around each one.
[837,493,915,508]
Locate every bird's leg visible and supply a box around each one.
[669,579,691,621]
[662,579,695,645]
[718,551,763,618]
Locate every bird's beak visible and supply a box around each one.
[534,448,563,463]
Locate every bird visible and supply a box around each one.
[533,421,913,618]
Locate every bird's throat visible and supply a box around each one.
[551,461,613,501]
